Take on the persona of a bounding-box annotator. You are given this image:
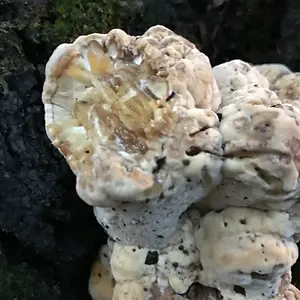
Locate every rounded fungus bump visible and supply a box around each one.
[254,63,292,88]
[195,207,298,299]
[283,284,300,300]
[199,59,300,212]
[89,259,115,300]
[255,63,300,109]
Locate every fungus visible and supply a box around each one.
[93,210,201,299]
[283,284,300,300]
[42,25,223,249]
[195,207,298,299]
[88,259,115,300]
[88,244,116,300]
[254,63,292,89]
[255,63,300,109]
[112,282,145,300]
[199,59,300,212]
[42,26,300,300]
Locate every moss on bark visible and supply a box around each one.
[0,0,124,76]
[41,0,122,44]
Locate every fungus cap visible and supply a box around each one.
[200,60,300,211]
[42,25,221,207]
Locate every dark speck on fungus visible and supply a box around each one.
[199,263,203,271]
[217,113,223,121]
[186,146,202,156]
[233,285,246,296]
[166,91,176,102]
[240,219,247,225]
[251,272,269,280]
[152,157,166,173]
[182,159,190,166]
[145,251,159,265]
[189,126,209,137]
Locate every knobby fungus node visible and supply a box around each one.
[42,26,300,300]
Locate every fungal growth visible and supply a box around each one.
[42,25,223,249]
[255,63,300,109]
[195,207,299,299]
[200,59,300,212]
[42,26,300,300]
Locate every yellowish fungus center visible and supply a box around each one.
[60,40,179,154]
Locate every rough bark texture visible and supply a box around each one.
[1,0,300,299]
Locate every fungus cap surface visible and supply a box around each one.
[200,60,300,211]
[42,25,221,207]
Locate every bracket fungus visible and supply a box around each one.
[42,25,222,248]
[42,25,300,300]
[199,59,300,212]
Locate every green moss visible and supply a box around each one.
[42,0,122,44]
[0,0,125,75]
